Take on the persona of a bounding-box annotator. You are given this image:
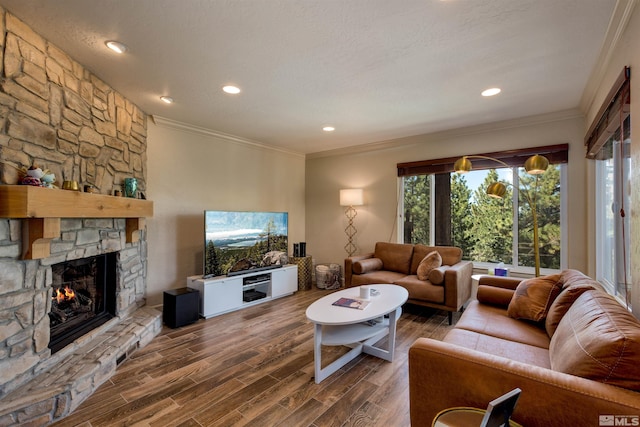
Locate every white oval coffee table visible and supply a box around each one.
[305,284,409,383]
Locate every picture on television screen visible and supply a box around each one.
[204,210,288,278]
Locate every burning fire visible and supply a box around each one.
[53,286,76,304]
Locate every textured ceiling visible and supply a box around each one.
[0,0,618,154]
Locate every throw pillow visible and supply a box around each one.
[417,251,442,281]
[352,258,383,274]
[545,283,599,337]
[507,274,562,322]
[428,265,447,285]
[477,285,515,307]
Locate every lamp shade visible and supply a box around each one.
[340,189,363,206]
[486,182,507,198]
[453,157,472,173]
[524,154,549,175]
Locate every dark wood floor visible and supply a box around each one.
[52,287,459,427]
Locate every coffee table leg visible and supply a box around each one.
[386,306,401,360]
[362,306,402,361]
[313,323,323,383]
[313,323,366,384]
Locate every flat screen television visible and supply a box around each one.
[204,210,288,278]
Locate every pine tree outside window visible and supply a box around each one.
[398,146,565,273]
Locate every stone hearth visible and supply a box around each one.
[0,218,161,426]
[0,307,160,426]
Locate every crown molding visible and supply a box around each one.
[150,115,305,159]
[307,108,583,160]
[580,0,638,115]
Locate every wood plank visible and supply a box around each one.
[51,287,457,427]
[21,217,60,259]
[193,376,280,425]
[125,217,145,243]
[0,185,153,218]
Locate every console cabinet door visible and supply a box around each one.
[203,276,243,317]
[272,265,298,297]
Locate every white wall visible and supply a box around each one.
[306,112,588,274]
[583,1,640,313]
[146,119,306,305]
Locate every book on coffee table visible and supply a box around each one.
[332,297,370,310]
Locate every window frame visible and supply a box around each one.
[398,152,568,275]
[585,66,631,307]
[594,125,631,302]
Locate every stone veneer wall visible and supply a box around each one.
[0,9,147,191]
[0,9,151,400]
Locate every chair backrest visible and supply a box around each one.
[481,388,521,427]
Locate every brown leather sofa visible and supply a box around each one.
[409,270,640,427]
[344,242,473,323]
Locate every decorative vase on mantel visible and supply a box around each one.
[124,178,137,198]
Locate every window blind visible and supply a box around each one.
[397,144,568,177]
[585,66,630,159]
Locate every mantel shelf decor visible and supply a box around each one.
[0,185,154,259]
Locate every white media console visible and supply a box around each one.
[187,264,298,319]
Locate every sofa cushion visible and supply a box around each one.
[352,257,383,274]
[374,242,414,274]
[394,275,444,303]
[417,251,442,280]
[549,290,640,391]
[545,283,601,337]
[457,300,550,349]
[444,328,551,368]
[507,274,562,322]
[410,245,462,274]
[351,270,407,287]
[428,266,447,285]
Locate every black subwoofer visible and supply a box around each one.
[163,288,199,328]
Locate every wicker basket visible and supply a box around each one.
[315,263,342,289]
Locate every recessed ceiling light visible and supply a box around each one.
[481,87,501,97]
[323,126,335,132]
[160,96,174,104]
[222,85,241,94]
[105,40,128,54]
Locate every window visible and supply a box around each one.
[595,116,630,301]
[397,145,567,272]
[587,66,630,306]
[403,175,432,245]
[401,163,562,272]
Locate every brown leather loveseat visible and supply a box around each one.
[345,242,473,323]
[409,270,640,426]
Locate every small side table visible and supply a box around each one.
[432,407,522,427]
[289,256,312,290]
[163,287,199,328]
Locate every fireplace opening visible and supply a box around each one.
[49,253,117,353]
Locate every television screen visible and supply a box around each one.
[204,210,288,278]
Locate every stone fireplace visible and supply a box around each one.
[0,215,161,425]
[49,253,117,354]
[0,9,161,425]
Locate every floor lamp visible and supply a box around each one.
[340,189,363,257]
[454,154,549,276]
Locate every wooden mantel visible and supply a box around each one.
[0,185,154,259]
